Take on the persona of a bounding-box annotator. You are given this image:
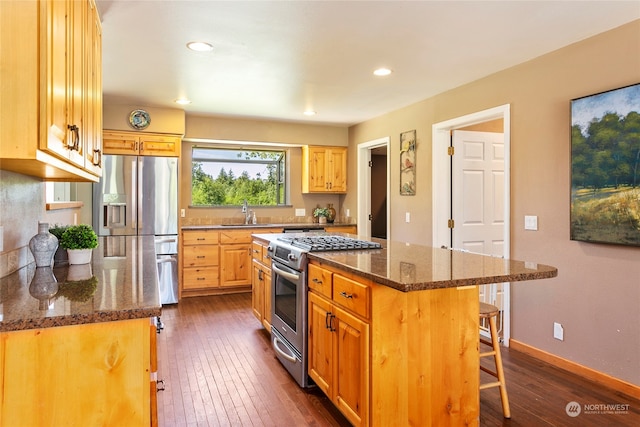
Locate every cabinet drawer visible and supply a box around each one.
[183,267,219,289]
[333,274,369,319]
[251,242,263,260]
[220,230,253,244]
[308,264,333,299]
[183,245,219,267]
[183,230,219,245]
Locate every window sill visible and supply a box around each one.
[45,201,84,211]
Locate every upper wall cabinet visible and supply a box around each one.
[0,0,103,182]
[302,146,347,193]
[103,131,182,157]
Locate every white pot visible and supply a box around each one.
[67,249,93,265]
[318,216,327,224]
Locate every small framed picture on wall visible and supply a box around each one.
[400,130,416,195]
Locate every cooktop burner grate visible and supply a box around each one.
[277,235,382,252]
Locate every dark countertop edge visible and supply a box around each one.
[308,254,559,293]
[181,223,355,230]
[0,307,162,333]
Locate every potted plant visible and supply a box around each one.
[59,224,98,265]
[313,207,330,224]
[49,224,71,264]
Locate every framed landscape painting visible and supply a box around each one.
[570,83,640,246]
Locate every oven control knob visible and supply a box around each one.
[287,253,297,261]
[267,246,273,253]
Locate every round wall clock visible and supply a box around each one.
[129,109,151,130]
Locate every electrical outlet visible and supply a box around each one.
[180,208,186,218]
[346,209,350,217]
[553,322,564,341]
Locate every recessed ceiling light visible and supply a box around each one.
[175,98,192,105]
[373,68,392,76]
[186,41,213,52]
[303,110,317,116]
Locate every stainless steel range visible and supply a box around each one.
[267,234,382,388]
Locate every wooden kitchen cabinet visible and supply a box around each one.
[309,259,480,426]
[308,264,370,427]
[324,225,357,235]
[0,0,103,182]
[181,230,220,295]
[302,146,347,193]
[251,238,273,330]
[0,318,155,426]
[103,130,182,157]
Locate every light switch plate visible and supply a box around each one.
[524,215,538,230]
[405,212,411,223]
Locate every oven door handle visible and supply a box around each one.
[272,264,301,282]
[272,335,298,363]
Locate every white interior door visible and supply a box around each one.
[432,104,511,345]
[452,130,506,334]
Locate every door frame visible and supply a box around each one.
[431,104,512,345]
[357,137,390,239]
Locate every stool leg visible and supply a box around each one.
[489,315,511,418]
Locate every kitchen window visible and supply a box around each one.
[191,147,286,206]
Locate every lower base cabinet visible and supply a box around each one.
[0,318,157,426]
[308,259,480,426]
[309,292,369,427]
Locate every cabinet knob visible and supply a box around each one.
[339,291,353,299]
[157,379,166,392]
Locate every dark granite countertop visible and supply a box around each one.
[0,236,161,332]
[256,233,558,292]
[182,222,354,231]
[309,240,557,292]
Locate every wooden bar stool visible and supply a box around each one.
[479,302,511,419]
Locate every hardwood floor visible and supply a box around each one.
[156,293,640,426]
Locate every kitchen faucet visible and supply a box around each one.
[242,199,251,224]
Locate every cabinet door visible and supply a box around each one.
[308,147,328,192]
[43,0,72,160]
[251,260,264,322]
[83,0,102,176]
[328,148,347,192]
[220,244,251,287]
[139,134,181,157]
[308,292,334,397]
[334,305,369,427]
[263,268,272,330]
[103,131,138,155]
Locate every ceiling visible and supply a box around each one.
[96,1,640,127]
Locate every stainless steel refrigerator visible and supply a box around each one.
[93,155,179,304]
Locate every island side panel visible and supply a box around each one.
[371,284,479,426]
[0,318,151,427]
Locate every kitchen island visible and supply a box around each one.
[304,239,557,427]
[0,236,161,426]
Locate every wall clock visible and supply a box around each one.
[129,109,151,130]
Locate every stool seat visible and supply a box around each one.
[479,302,511,419]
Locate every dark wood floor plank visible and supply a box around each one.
[157,293,640,426]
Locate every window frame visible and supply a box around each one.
[191,146,287,207]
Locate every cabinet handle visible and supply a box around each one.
[196,237,206,241]
[197,277,205,280]
[329,313,336,332]
[324,311,332,330]
[196,255,205,258]
[258,269,264,280]
[312,278,323,285]
[93,148,101,166]
[140,141,144,151]
[134,141,138,151]
[339,291,353,299]
[67,125,79,151]
[253,249,260,254]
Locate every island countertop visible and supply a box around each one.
[308,240,557,291]
[0,236,161,332]
[253,232,558,292]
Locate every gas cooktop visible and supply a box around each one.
[276,235,382,252]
